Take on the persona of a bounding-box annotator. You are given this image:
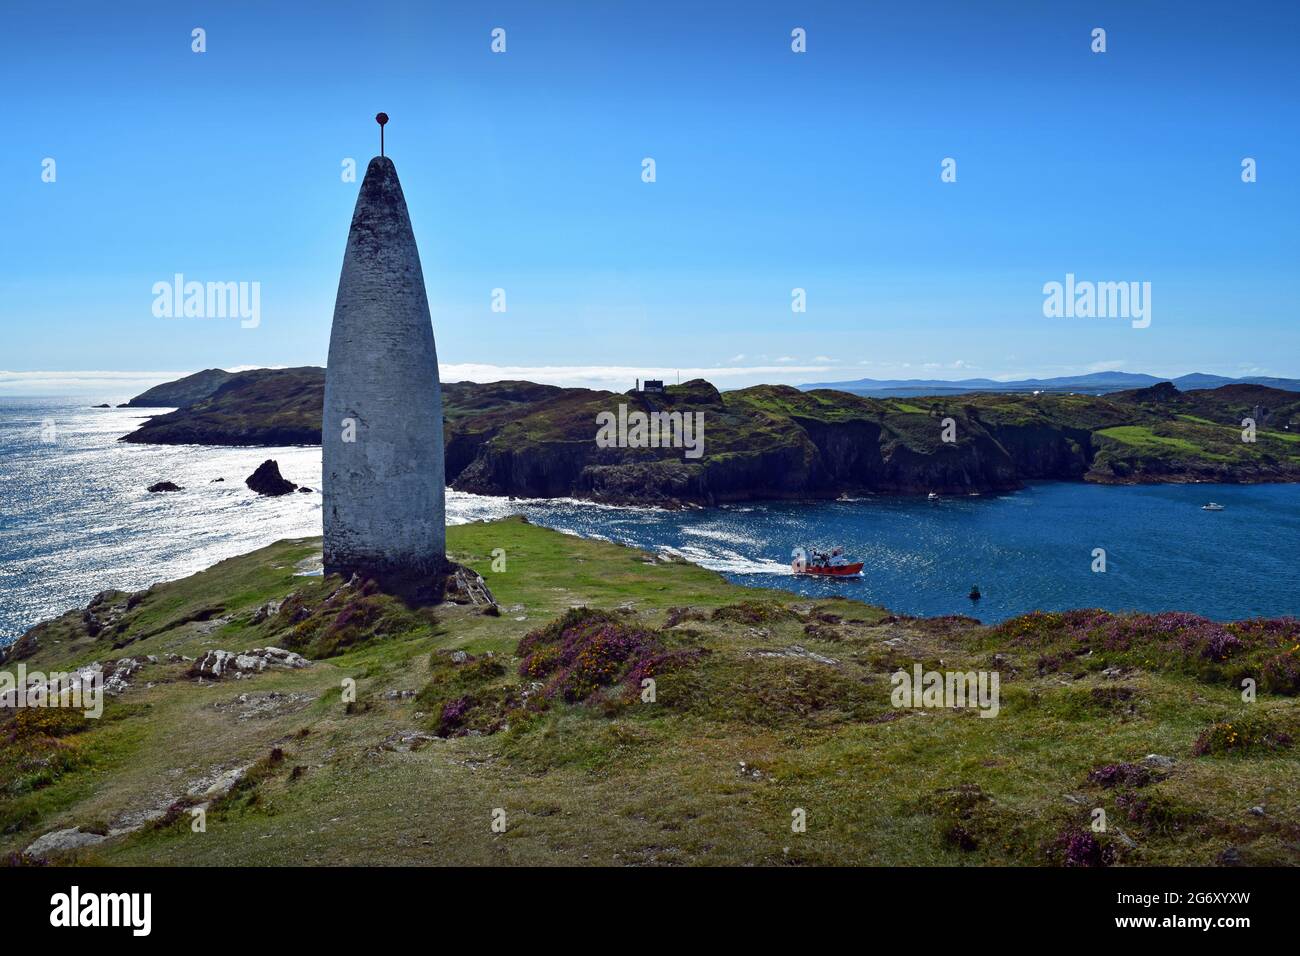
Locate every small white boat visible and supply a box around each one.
[1202,502,1225,511]
[927,492,939,501]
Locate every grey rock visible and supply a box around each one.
[377,729,439,753]
[750,644,839,666]
[1218,846,1244,866]
[188,646,310,680]
[1111,827,1138,849]
[1,658,139,707]
[443,566,497,608]
[250,600,282,624]
[1142,754,1176,769]
[187,764,251,799]
[25,827,107,857]
[245,459,297,496]
[102,657,145,695]
[214,690,316,720]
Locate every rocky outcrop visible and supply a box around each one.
[0,656,153,709]
[245,460,297,496]
[442,564,498,611]
[188,646,311,680]
[186,764,252,800]
[147,481,182,493]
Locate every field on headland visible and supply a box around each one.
[3,518,1298,866]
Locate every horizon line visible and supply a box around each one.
[2,363,1297,399]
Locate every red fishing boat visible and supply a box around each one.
[799,561,865,577]
[791,546,864,577]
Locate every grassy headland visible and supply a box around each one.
[3,518,1297,866]
[117,369,1300,505]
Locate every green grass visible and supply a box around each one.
[1095,425,1214,456]
[3,518,1297,867]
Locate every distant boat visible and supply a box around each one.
[1202,502,1225,511]
[927,492,939,501]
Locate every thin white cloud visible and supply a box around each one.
[0,370,195,397]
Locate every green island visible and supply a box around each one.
[4,518,1297,866]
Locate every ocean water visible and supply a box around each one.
[2,399,1298,645]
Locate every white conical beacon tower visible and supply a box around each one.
[323,117,445,588]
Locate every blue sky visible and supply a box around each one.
[1,0,1297,397]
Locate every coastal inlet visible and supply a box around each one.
[2,401,1298,645]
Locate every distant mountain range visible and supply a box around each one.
[799,372,1300,398]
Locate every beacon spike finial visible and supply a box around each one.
[376,112,388,157]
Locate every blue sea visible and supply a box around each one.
[2,398,1298,645]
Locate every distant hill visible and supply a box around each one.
[121,368,235,407]
[119,368,1300,503]
[800,371,1300,397]
[123,367,325,445]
